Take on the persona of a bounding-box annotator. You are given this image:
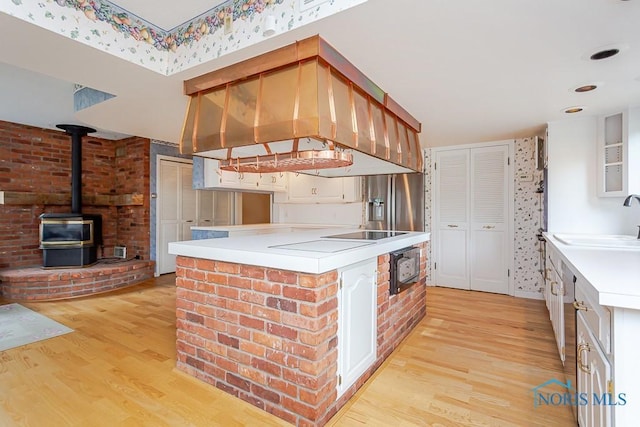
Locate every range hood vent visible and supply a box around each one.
[180,35,422,177]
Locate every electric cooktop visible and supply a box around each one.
[322,231,407,241]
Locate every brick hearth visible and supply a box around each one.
[0,260,155,301]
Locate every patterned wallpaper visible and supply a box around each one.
[3,0,368,75]
[513,137,545,296]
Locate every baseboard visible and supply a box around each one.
[514,290,544,300]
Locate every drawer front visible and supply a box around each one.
[575,279,611,354]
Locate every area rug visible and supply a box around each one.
[0,303,73,351]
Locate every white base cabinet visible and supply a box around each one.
[545,244,565,362]
[336,259,377,398]
[577,312,612,427]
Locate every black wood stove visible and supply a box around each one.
[39,125,103,268]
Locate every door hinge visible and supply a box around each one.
[338,374,342,386]
[434,262,437,270]
[507,157,510,166]
[608,380,614,395]
[507,269,510,277]
[434,162,437,170]
[339,277,343,290]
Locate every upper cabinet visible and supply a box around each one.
[201,159,287,192]
[597,108,640,197]
[283,174,362,204]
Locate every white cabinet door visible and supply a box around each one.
[197,190,214,227]
[577,312,612,427]
[337,259,377,398]
[287,174,344,203]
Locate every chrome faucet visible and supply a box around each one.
[623,194,640,239]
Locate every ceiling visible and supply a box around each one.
[1,0,639,147]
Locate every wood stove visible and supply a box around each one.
[39,213,102,268]
[39,124,103,268]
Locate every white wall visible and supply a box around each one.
[547,117,637,235]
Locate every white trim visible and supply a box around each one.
[430,139,516,153]
[155,155,193,276]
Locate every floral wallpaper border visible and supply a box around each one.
[3,0,368,75]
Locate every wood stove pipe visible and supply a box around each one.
[56,124,96,214]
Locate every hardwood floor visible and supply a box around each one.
[0,277,574,426]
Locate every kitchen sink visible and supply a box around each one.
[553,233,640,249]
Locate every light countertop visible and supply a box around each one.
[544,233,640,310]
[169,228,430,274]
[191,223,351,232]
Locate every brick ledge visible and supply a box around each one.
[0,260,155,301]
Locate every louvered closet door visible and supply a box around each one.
[434,150,470,289]
[469,145,509,294]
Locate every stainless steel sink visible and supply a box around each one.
[553,234,640,249]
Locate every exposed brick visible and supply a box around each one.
[251,357,282,377]
[226,373,251,392]
[252,280,282,295]
[251,383,281,404]
[240,265,265,279]
[266,296,297,313]
[218,334,240,349]
[266,323,298,340]
[266,269,298,285]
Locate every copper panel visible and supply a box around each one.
[180,95,197,154]
[194,88,226,151]
[407,130,422,171]
[224,78,260,147]
[219,150,352,173]
[316,62,333,139]
[330,71,355,147]
[353,88,373,154]
[397,121,410,167]
[385,94,421,132]
[256,65,299,143]
[296,60,322,137]
[371,102,388,159]
[317,38,385,104]
[386,111,400,163]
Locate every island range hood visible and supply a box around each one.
[180,35,423,177]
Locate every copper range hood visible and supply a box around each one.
[180,35,423,177]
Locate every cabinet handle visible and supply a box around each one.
[577,343,591,374]
[573,300,588,311]
[271,176,276,183]
[482,225,495,229]
[550,281,559,296]
[447,224,458,228]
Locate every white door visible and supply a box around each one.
[434,143,512,295]
[158,159,197,275]
[337,259,377,398]
[434,150,469,289]
[469,145,509,294]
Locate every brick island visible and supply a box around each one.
[169,229,429,426]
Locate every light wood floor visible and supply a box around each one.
[0,277,574,426]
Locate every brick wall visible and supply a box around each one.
[175,241,428,427]
[0,120,150,269]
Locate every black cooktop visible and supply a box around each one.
[323,231,407,241]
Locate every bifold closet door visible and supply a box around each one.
[434,149,470,289]
[469,145,509,294]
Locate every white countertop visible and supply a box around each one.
[169,229,430,274]
[191,223,351,232]
[544,233,640,310]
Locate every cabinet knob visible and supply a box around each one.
[577,343,592,374]
[573,300,588,311]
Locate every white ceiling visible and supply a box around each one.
[1,0,639,147]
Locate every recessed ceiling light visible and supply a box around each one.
[564,107,584,114]
[574,84,598,92]
[590,49,620,60]
[582,43,629,61]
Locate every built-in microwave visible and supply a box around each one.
[389,246,421,295]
